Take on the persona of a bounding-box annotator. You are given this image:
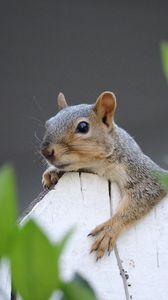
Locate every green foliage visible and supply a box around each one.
[11,220,61,300]
[160,41,168,82]
[0,165,97,300]
[0,165,17,258]
[60,273,97,300]
[156,172,168,191]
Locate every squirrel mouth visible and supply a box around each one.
[55,163,71,169]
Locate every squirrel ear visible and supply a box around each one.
[57,92,68,110]
[94,91,117,127]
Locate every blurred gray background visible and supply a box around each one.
[0,1,168,212]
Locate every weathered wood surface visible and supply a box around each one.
[1,172,168,300]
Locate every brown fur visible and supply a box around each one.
[41,91,168,260]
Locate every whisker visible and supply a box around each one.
[34,131,42,143]
[32,95,46,121]
[24,115,44,128]
[32,147,48,167]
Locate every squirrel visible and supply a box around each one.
[41,91,168,260]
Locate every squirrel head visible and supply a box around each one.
[41,91,117,171]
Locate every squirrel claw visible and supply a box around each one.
[88,221,109,237]
[43,183,54,190]
[96,256,101,262]
[108,238,114,254]
[43,184,49,190]
[96,247,105,261]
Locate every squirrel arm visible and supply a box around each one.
[89,187,166,260]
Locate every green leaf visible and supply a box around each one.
[61,273,97,300]
[54,228,74,258]
[11,220,61,300]
[0,165,17,258]
[73,273,96,294]
[160,41,168,82]
[156,172,168,190]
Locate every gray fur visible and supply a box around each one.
[44,104,93,143]
[106,124,168,219]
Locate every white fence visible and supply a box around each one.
[1,172,168,300]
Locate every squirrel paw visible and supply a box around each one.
[88,221,117,260]
[42,167,59,189]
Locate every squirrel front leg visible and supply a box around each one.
[89,189,166,260]
[42,166,63,189]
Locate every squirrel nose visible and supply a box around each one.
[41,142,55,161]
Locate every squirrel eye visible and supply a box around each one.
[76,121,90,134]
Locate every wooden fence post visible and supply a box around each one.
[1,172,168,300]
